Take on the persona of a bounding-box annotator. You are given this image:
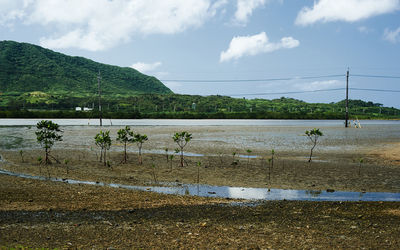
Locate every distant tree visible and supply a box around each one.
[173,131,192,167]
[95,130,112,166]
[305,128,323,162]
[133,133,148,165]
[117,126,134,163]
[35,120,63,165]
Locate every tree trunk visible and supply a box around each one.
[124,142,127,163]
[138,146,142,165]
[104,148,107,166]
[45,148,49,165]
[180,149,184,167]
[308,143,316,162]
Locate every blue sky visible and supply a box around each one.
[1,0,400,107]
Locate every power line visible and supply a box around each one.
[160,74,344,83]
[350,88,400,93]
[227,87,400,96]
[351,74,400,79]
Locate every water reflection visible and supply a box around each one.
[1,169,399,202]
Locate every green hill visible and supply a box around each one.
[0,40,172,96]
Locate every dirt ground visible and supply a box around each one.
[0,174,400,249]
[1,144,400,193]
[1,124,400,248]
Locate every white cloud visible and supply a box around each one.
[131,62,162,73]
[358,26,371,34]
[294,80,342,91]
[220,32,299,62]
[0,0,30,25]
[384,27,400,43]
[295,0,400,26]
[234,0,266,24]
[1,0,224,51]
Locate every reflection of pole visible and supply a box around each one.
[98,71,102,126]
[345,69,349,128]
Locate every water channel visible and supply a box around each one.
[1,169,399,202]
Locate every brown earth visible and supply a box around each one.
[1,174,400,249]
[1,125,400,248]
[1,146,400,193]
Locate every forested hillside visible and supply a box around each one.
[0,40,172,96]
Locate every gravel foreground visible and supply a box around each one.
[1,174,400,249]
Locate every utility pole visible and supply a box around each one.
[345,68,349,128]
[98,71,102,126]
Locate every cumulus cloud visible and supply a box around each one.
[295,0,400,26]
[1,0,226,51]
[234,0,266,24]
[294,80,342,91]
[131,62,162,73]
[220,32,299,62]
[0,0,30,25]
[384,27,400,43]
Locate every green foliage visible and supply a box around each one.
[358,158,364,176]
[95,130,112,166]
[133,133,148,165]
[0,40,171,96]
[35,120,63,164]
[117,126,134,163]
[173,131,192,167]
[305,128,323,163]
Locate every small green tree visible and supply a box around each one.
[117,126,134,163]
[305,128,323,163]
[358,158,364,176]
[133,133,148,165]
[35,120,63,165]
[173,131,192,167]
[165,148,169,163]
[246,149,252,166]
[95,130,112,166]
[19,150,24,163]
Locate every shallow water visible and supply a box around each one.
[1,118,400,126]
[1,119,399,155]
[1,169,399,202]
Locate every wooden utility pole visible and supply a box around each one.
[98,71,102,126]
[345,68,349,128]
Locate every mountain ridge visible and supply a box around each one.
[0,40,172,96]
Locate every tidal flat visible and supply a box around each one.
[1,122,400,248]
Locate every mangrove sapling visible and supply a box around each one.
[37,156,43,175]
[165,148,169,163]
[358,158,364,176]
[218,152,223,164]
[267,158,272,191]
[116,126,134,164]
[19,150,24,163]
[231,151,238,165]
[133,133,148,165]
[151,164,157,183]
[169,154,175,171]
[172,131,192,167]
[271,149,275,170]
[246,149,252,166]
[305,128,323,163]
[64,159,70,174]
[94,130,112,166]
[196,161,201,184]
[35,120,63,165]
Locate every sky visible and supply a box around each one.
[1,0,400,108]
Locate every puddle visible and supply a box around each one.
[1,169,399,202]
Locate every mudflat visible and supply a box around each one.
[1,124,400,248]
